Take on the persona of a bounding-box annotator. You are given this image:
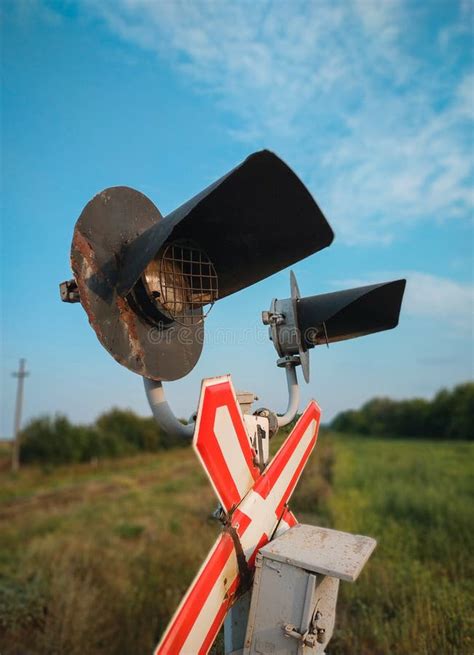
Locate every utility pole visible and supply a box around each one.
[12,358,29,472]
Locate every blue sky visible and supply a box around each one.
[1,0,473,437]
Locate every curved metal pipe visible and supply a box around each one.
[143,378,195,440]
[277,364,300,427]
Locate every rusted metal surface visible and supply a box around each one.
[70,187,203,381]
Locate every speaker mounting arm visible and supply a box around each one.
[143,378,195,440]
[275,356,301,427]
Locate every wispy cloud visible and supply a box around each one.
[82,0,473,244]
[403,272,473,333]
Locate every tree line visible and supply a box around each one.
[19,409,184,466]
[17,381,473,466]
[331,382,473,440]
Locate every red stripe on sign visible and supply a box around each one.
[199,576,240,655]
[275,426,318,517]
[248,533,269,568]
[196,382,259,511]
[281,507,298,527]
[233,508,252,537]
[156,533,235,654]
[256,401,320,501]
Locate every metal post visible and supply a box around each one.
[12,358,29,472]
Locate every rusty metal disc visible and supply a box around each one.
[71,187,204,381]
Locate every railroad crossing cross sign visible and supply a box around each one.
[154,375,321,655]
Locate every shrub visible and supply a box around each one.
[20,415,99,465]
[19,408,172,466]
[96,408,162,454]
[331,382,474,439]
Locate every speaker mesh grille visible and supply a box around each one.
[157,240,218,325]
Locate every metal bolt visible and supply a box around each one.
[262,311,271,325]
[261,310,285,326]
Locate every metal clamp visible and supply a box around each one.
[312,611,326,644]
[276,354,301,368]
[283,624,316,648]
[283,612,326,647]
[262,310,285,326]
[59,279,80,303]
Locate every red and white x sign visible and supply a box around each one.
[154,375,321,655]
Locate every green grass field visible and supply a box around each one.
[0,433,472,654]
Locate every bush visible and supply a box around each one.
[331,382,474,440]
[19,408,172,466]
[20,416,99,465]
[96,409,162,454]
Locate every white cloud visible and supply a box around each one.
[404,272,473,330]
[82,0,473,244]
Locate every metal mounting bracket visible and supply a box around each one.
[262,271,310,383]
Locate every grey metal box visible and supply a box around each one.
[243,524,376,654]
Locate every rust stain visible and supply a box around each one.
[71,228,146,375]
[71,230,96,322]
[116,295,145,367]
[100,191,111,204]
[73,229,94,259]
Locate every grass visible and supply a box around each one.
[0,434,472,654]
[310,436,474,654]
